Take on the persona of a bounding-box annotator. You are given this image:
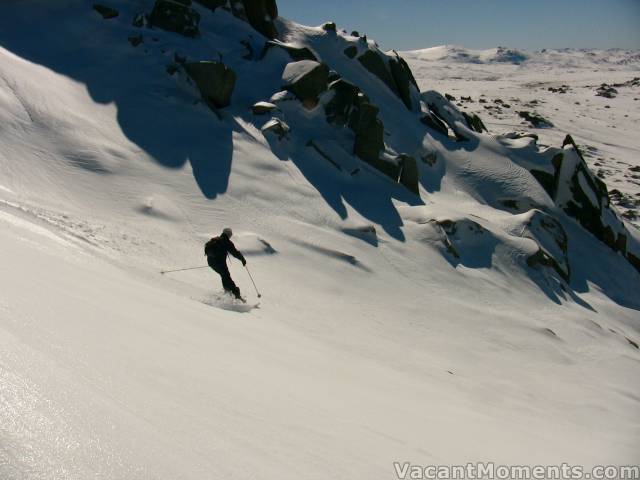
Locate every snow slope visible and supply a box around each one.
[1,3,639,479]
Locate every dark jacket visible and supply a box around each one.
[206,234,245,266]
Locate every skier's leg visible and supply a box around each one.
[219,266,241,299]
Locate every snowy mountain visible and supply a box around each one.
[1,1,639,479]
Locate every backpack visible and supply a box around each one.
[204,236,221,257]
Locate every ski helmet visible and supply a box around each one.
[222,227,233,238]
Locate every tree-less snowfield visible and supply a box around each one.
[0,2,639,479]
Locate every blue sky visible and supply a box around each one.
[277,0,640,51]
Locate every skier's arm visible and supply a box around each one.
[227,240,246,265]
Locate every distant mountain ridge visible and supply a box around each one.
[402,45,640,68]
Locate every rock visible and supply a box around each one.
[523,210,570,281]
[596,84,617,98]
[322,22,337,32]
[184,61,236,108]
[518,111,553,128]
[349,102,384,165]
[420,112,449,137]
[282,60,329,102]
[193,0,226,9]
[241,0,279,39]
[93,4,119,19]
[357,50,398,96]
[422,152,437,167]
[251,101,277,115]
[422,91,475,141]
[462,112,487,133]
[261,40,318,62]
[149,0,200,37]
[343,46,358,59]
[398,154,420,195]
[351,31,360,37]
[323,78,360,126]
[445,93,456,101]
[388,51,419,110]
[261,118,290,140]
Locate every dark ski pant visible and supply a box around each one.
[208,258,241,299]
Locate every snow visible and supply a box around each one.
[0,2,639,479]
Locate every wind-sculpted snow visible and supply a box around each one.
[0,1,639,478]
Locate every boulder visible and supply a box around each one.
[357,50,398,96]
[149,0,200,37]
[388,52,419,110]
[462,112,487,133]
[322,22,337,32]
[282,60,329,102]
[93,4,119,19]
[518,111,553,128]
[184,61,236,108]
[420,112,449,137]
[398,154,420,195]
[261,40,318,62]
[241,0,278,39]
[324,78,360,126]
[349,102,384,165]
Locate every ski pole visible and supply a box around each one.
[245,265,262,298]
[160,266,209,275]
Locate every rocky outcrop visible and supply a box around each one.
[523,134,638,273]
[324,78,360,126]
[350,102,385,166]
[357,50,398,96]
[241,0,279,39]
[421,91,487,140]
[282,60,329,103]
[522,210,570,282]
[149,0,200,37]
[184,61,236,108]
[353,48,420,111]
[398,154,419,195]
[388,51,419,111]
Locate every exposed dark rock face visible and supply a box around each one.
[93,4,119,19]
[282,60,329,103]
[343,46,357,59]
[322,22,336,32]
[357,50,398,96]
[242,0,279,39]
[523,210,570,282]
[524,134,639,274]
[398,154,420,195]
[262,40,318,62]
[421,91,487,140]
[350,102,385,165]
[518,111,553,128]
[149,0,200,37]
[462,112,487,133]
[388,51,419,110]
[420,112,449,136]
[184,61,236,108]
[324,79,360,126]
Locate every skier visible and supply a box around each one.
[205,228,247,302]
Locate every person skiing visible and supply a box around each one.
[205,228,246,302]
